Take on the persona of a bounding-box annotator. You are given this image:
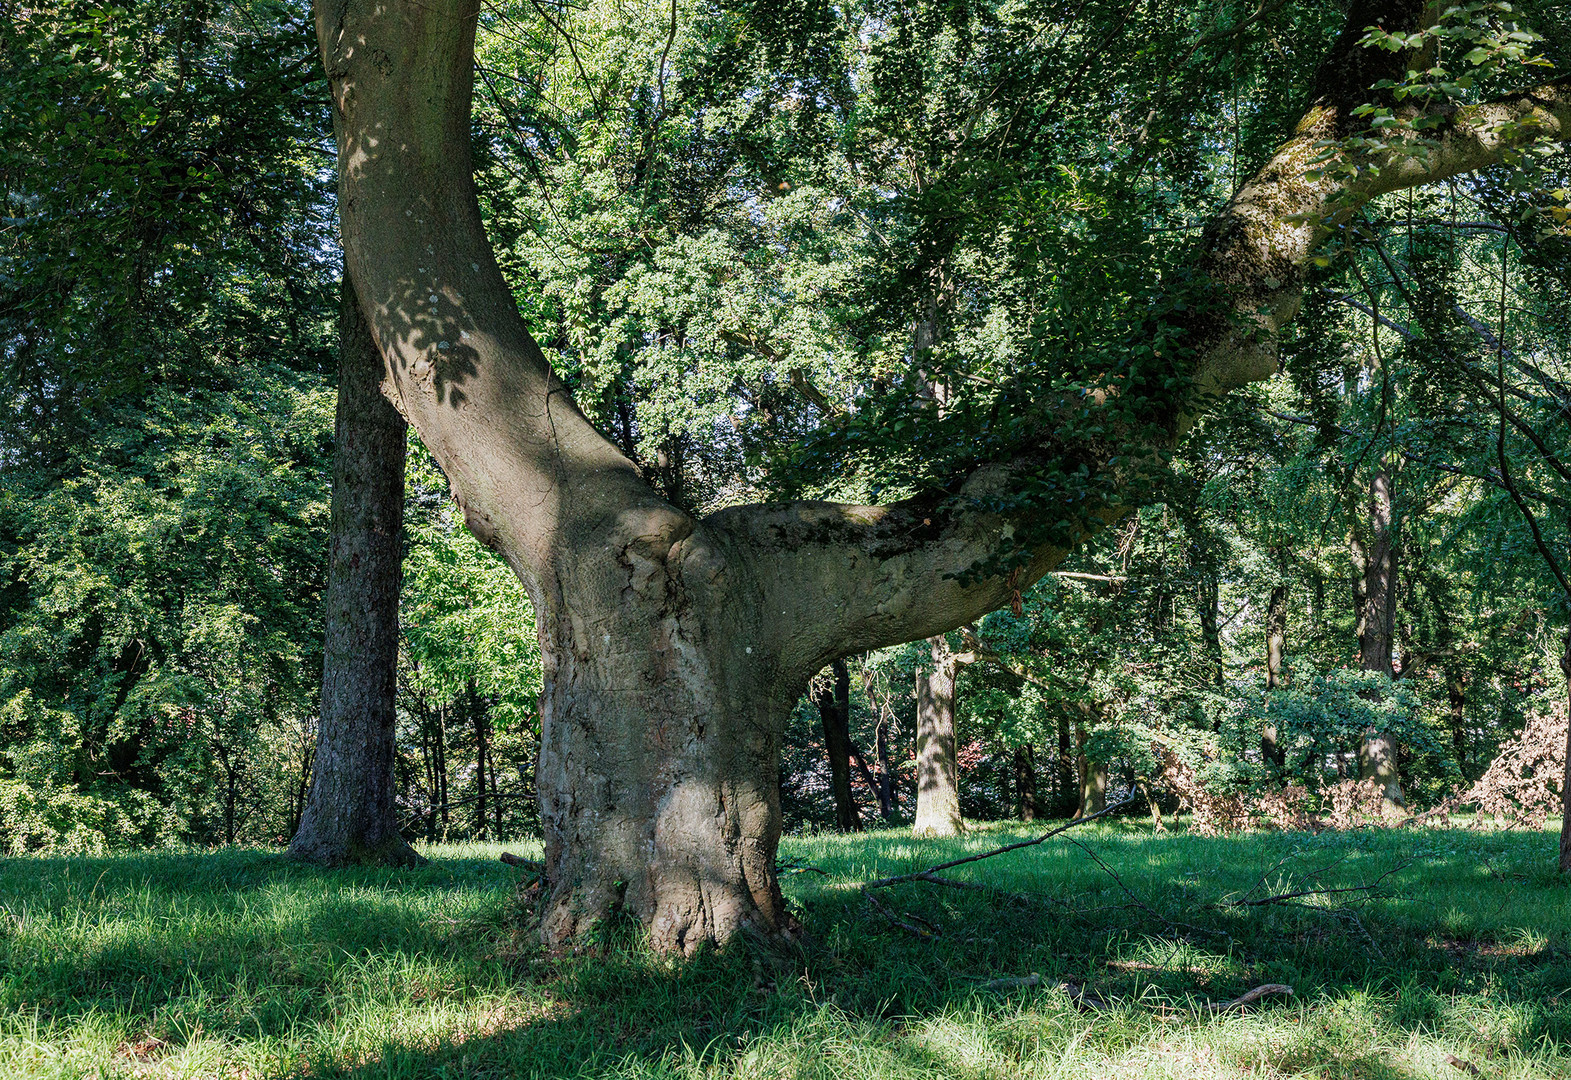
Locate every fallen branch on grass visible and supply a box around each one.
[865,797,1138,891]
[498,852,545,873]
[863,888,941,939]
[1209,860,1412,909]
[1210,983,1294,1012]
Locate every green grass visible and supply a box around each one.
[1,821,1567,1078]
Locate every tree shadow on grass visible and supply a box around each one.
[3,833,1568,1077]
[314,826,1571,1078]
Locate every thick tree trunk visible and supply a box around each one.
[815,659,861,832]
[534,577,799,953]
[1352,466,1405,807]
[1014,743,1038,822]
[288,279,421,868]
[315,0,1565,948]
[1262,580,1289,770]
[913,636,971,837]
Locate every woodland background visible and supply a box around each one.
[2,0,1569,855]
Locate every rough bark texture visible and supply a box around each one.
[814,659,861,832]
[1352,466,1406,807]
[1262,581,1289,769]
[314,0,1567,948]
[288,279,420,868]
[913,636,972,837]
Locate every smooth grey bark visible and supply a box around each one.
[913,636,972,837]
[288,279,421,868]
[1351,466,1406,807]
[814,659,861,832]
[315,0,1567,949]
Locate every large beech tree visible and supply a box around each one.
[313,0,1567,951]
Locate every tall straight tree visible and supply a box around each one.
[314,0,1568,950]
[288,280,421,867]
[1351,463,1407,806]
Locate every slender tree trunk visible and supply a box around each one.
[913,636,970,836]
[1446,667,1468,773]
[288,278,421,867]
[1014,743,1038,822]
[435,709,449,833]
[472,683,489,840]
[1560,628,1571,874]
[848,741,889,821]
[815,659,861,832]
[1075,723,1107,818]
[492,729,504,839]
[1199,559,1223,692]
[1262,580,1289,770]
[1352,465,1405,808]
[1055,712,1076,816]
[875,721,895,821]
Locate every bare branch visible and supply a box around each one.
[864,796,1136,890]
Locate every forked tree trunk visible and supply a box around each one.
[913,636,972,837]
[1262,580,1289,770]
[1014,743,1038,821]
[315,0,1565,949]
[1352,465,1406,807]
[288,279,421,868]
[815,659,861,832]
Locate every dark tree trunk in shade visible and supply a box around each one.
[1350,466,1405,807]
[1447,668,1468,771]
[1075,723,1107,818]
[1262,581,1289,769]
[815,659,861,832]
[288,279,421,867]
[1055,712,1076,816]
[1198,558,1223,692]
[849,735,893,821]
[1014,743,1038,821]
[471,683,490,840]
[913,636,972,836]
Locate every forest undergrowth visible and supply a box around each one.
[0,822,1567,1079]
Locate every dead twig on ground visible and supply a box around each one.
[865,797,1137,891]
[863,888,940,939]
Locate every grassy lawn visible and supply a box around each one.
[1,821,1567,1078]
